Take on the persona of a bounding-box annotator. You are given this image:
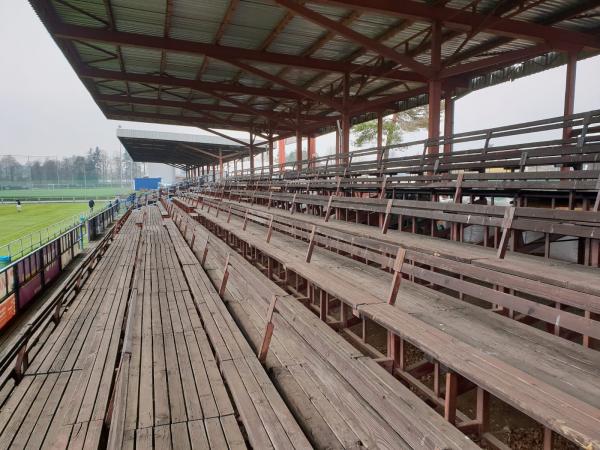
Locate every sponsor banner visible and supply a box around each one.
[0,294,16,330]
[45,259,60,284]
[18,274,42,309]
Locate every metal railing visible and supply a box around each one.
[0,207,133,388]
[0,203,124,333]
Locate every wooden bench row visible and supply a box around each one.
[229,108,600,182]
[0,209,141,449]
[195,195,600,346]
[188,194,600,295]
[197,186,600,267]
[179,198,600,450]
[170,202,476,449]
[0,208,131,395]
[227,189,600,255]
[109,205,310,449]
[107,207,248,449]
[218,168,600,206]
[167,218,311,450]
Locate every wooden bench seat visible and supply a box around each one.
[171,206,478,449]
[220,190,600,264]
[0,205,311,450]
[188,202,600,449]
[228,109,600,185]
[0,211,142,449]
[202,195,600,298]
[107,213,249,449]
[232,169,600,193]
[156,200,170,218]
[109,207,310,449]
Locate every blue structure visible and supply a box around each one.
[134,177,161,191]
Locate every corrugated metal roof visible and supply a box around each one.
[32,0,600,140]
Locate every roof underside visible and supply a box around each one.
[117,129,256,168]
[30,0,600,142]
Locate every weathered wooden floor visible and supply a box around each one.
[0,207,310,449]
[0,210,141,448]
[109,207,309,449]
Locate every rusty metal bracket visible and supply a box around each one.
[219,253,231,297]
[324,195,334,222]
[258,295,278,363]
[306,225,317,263]
[387,247,407,306]
[382,199,393,235]
[497,206,516,259]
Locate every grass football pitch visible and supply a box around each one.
[0,186,132,201]
[0,202,91,253]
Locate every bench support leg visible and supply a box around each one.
[543,427,553,450]
[219,253,231,296]
[476,387,489,436]
[305,225,317,263]
[444,371,458,425]
[258,295,278,363]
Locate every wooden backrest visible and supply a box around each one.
[224,190,600,240]
[227,109,600,181]
[196,196,600,345]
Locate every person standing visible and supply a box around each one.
[88,199,95,213]
[16,200,22,213]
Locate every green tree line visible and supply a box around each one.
[0,147,144,188]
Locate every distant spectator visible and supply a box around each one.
[115,197,120,211]
[16,200,22,213]
[88,199,95,213]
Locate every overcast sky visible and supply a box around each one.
[1,0,599,162]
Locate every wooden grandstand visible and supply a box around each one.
[2,0,600,449]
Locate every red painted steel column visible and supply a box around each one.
[428,21,442,154]
[342,115,350,156]
[308,136,316,164]
[249,133,255,174]
[296,99,303,171]
[268,136,274,174]
[335,127,340,165]
[296,130,303,171]
[561,52,578,172]
[377,112,383,150]
[278,139,286,170]
[563,52,577,139]
[219,150,223,179]
[443,95,454,154]
[342,72,351,158]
